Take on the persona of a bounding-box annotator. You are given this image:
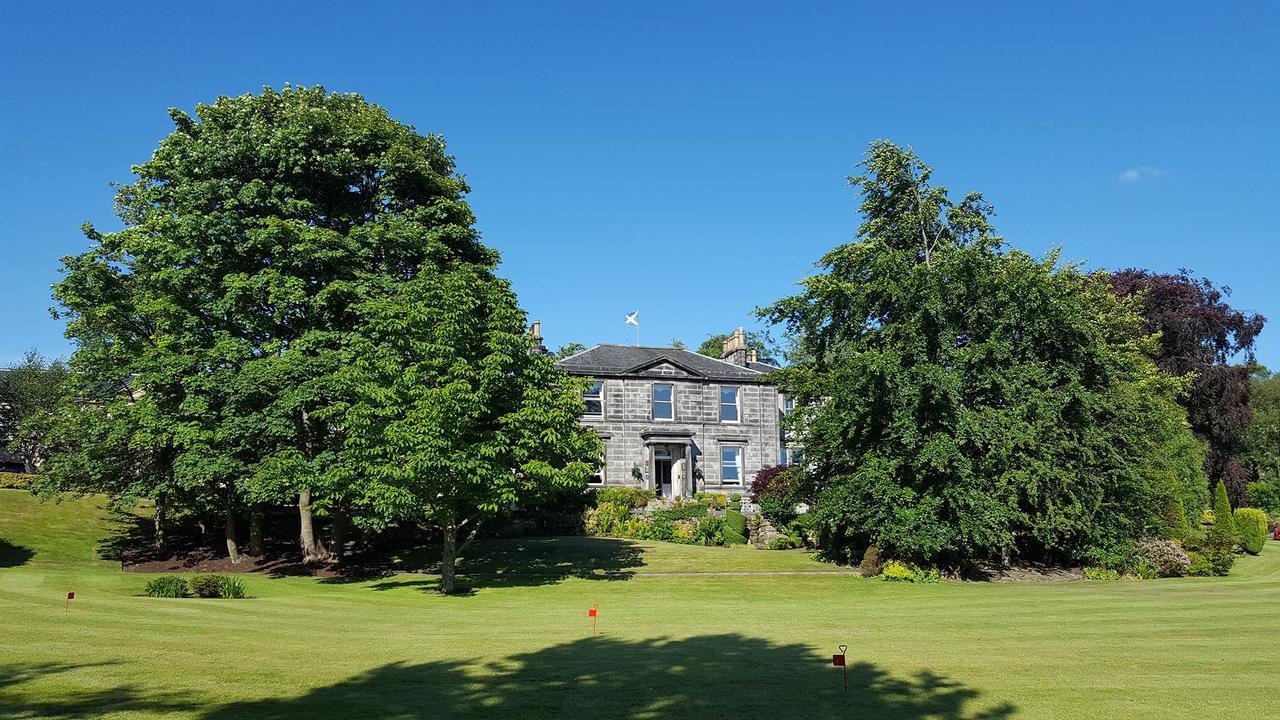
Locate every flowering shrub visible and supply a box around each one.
[1135,538,1191,577]
[880,560,914,581]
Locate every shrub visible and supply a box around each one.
[723,509,747,544]
[1163,499,1191,540]
[1209,481,1236,548]
[1270,513,1280,534]
[1204,546,1235,576]
[614,517,648,539]
[144,576,189,598]
[1135,538,1191,577]
[651,501,710,522]
[729,493,742,503]
[217,576,247,599]
[1200,509,1215,526]
[1083,567,1120,581]
[859,546,883,577]
[1127,562,1159,580]
[671,521,697,545]
[1233,508,1268,555]
[642,519,677,543]
[1185,552,1214,577]
[0,473,37,489]
[190,575,224,598]
[750,465,803,527]
[693,492,727,510]
[584,501,631,535]
[692,515,725,546]
[880,560,913,581]
[595,487,655,510]
[767,536,799,550]
[1247,479,1280,515]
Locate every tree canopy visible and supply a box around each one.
[36,86,598,573]
[761,141,1206,566]
[0,351,69,473]
[1109,269,1265,506]
[1242,367,1280,512]
[695,331,777,365]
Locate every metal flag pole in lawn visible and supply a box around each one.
[625,311,639,346]
[588,603,599,635]
[66,589,74,612]
[832,644,847,695]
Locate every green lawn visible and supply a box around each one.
[2,488,1277,719]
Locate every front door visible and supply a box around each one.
[654,447,673,498]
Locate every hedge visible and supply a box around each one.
[1234,508,1268,555]
[723,508,747,544]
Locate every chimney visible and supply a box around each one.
[721,327,748,367]
[746,349,758,364]
[529,320,547,354]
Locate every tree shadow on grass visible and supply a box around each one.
[200,634,1017,720]
[0,661,198,719]
[330,536,647,592]
[0,538,34,567]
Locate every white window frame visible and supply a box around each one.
[720,445,743,485]
[652,382,674,421]
[583,380,604,417]
[719,385,741,423]
[588,441,607,486]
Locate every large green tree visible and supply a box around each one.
[1242,367,1280,512]
[336,262,600,594]
[761,141,1205,566]
[46,86,501,562]
[1109,270,1265,506]
[0,351,69,473]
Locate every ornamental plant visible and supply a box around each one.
[1233,508,1268,554]
[1209,481,1236,549]
[1134,538,1191,577]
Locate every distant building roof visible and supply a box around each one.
[557,344,773,381]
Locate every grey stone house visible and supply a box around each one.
[555,328,787,499]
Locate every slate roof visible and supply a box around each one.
[557,344,772,381]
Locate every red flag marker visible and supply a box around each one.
[833,644,848,695]
[588,603,599,635]
[66,590,75,612]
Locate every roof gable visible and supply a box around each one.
[557,344,769,381]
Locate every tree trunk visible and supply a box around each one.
[153,494,167,552]
[330,508,347,562]
[440,523,458,594]
[225,505,241,564]
[248,506,264,557]
[298,488,329,563]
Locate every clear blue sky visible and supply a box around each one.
[2,1,1276,367]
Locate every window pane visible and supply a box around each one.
[584,399,603,415]
[585,380,603,397]
[719,387,739,422]
[721,447,741,482]
[653,383,673,419]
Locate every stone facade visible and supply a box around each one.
[556,333,782,498]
